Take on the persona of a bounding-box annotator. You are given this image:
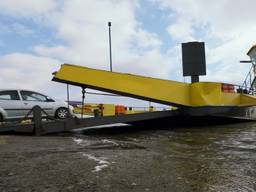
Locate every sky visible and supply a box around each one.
[0,0,255,107]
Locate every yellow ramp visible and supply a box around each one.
[52,64,256,107]
[53,64,191,107]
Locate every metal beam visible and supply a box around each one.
[52,64,191,107]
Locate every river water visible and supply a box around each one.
[77,122,256,191]
[0,122,255,192]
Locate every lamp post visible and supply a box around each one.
[108,21,113,72]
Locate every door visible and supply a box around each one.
[0,90,24,119]
[19,90,54,116]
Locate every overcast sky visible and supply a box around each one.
[0,0,255,106]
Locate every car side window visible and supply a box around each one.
[20,91,48,102]
[0,91,20,100]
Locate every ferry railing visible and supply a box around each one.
[233,84,256,95]
[242,65,256,91]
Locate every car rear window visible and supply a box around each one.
[0,91,20,100]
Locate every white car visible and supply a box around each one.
[0,89,73,121]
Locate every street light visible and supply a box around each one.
[108,21,113,72]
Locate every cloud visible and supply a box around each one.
[0,53,63,96]
[0,0,175,105]
[167,19,194,41]
[0,0,255,106]
[0,22,35,36]
[0,0,176,105]
[32,0,175,80]
[153,0,255,83]
[11,23,35,36]
[0,0,57,17]
[155,0,256,38]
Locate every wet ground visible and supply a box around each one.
[0,122,256,192]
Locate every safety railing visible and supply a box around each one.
[242,65,256,93]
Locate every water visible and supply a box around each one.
[74,122,256,191]
[1,122,256,191]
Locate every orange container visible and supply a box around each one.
[222,84,235,93]
[228,85,235,93]
[115,105,125,115]
[221,84,229,92]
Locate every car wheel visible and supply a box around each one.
[55,107,69,119]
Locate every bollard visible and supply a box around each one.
[33,106,43,136]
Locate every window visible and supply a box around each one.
[0,90,20,100]
[20,91,48,102]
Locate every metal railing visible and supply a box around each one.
[233,83,256,96]
[242,65,256,94]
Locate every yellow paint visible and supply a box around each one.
[73,107,94,115]
[53,64,256,107]
[73,103,115,116]
[73,103,101,115]
[221,93,240,106]
[240,94,256,106]
[53,64,191,106]
[171,106,178,110]
[100,104,115,116]
[149,106,154,112]
[190,82,222,106]
[190,82,241,106]
[21,120,32,124]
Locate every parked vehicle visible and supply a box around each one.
[0,89,73,121]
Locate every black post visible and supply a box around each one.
[108,21,113,72]
[67,84,70,117]
[33,106,43,136]
[81,87,85,119]
[191,75,199,83]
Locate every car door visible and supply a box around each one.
[0,90,24,119]
[19,90,54,116]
